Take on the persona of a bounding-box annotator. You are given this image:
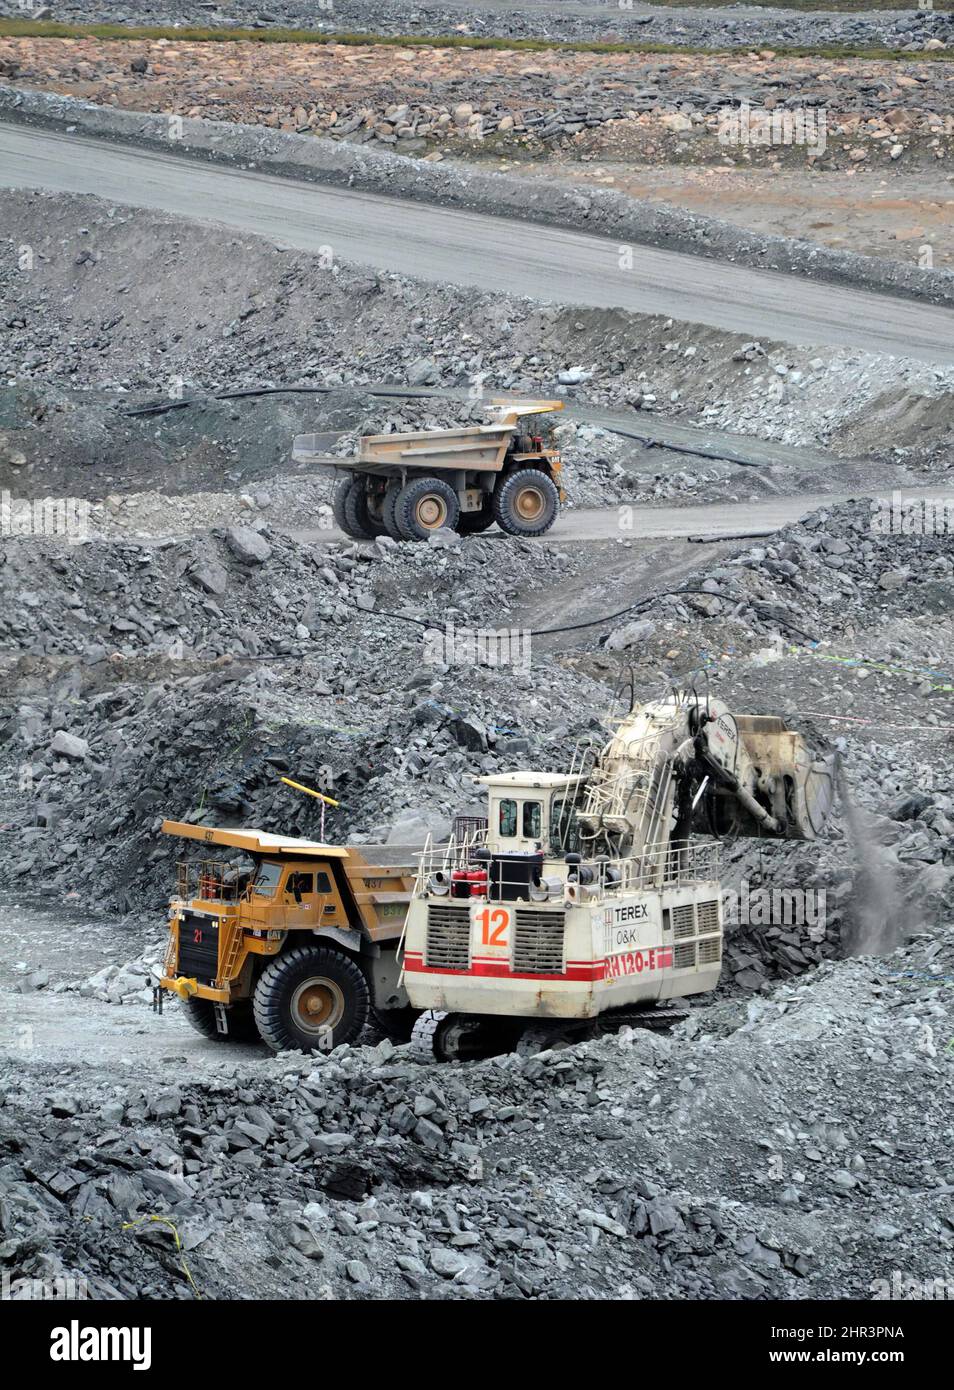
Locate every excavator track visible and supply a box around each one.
[409,1010,511,1064]
[409,1009,446,1063]
[597,1005,691,1035]
[516,1007,689,1056]
[411,1006,689,1063]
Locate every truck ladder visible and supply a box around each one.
[215,919,243,989]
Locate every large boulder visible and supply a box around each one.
[226,526,272,565]
[385,809,452,846]
[50,730,89,760]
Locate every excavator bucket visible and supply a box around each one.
[733,716,838,840]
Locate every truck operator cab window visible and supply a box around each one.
[251,862,282,897]
[286,872,314,903]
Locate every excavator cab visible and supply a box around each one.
[482,773,581,855]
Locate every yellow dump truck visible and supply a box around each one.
[158,821,416,1051]
[293,398,566,541]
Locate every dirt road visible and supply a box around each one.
[289,485,954,544]
[4,122,954,363]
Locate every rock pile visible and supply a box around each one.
[2,919,952,1300]
[31,0,954,54]
[648,498,954,646]
[4,36,953,166]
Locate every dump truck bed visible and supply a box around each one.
[161,819,350,856]
[342,846,417,941]
[292,425,511,475]
[291,399,564,476]
[357,423,513,474]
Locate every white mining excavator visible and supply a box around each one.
[402,688,837,1061]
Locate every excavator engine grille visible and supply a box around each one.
[672,941,697,970]
[671,904,697,940]
[425,903,471,971]
[698,936,722,966]
[696,900,721,935]
[512,909,566,974]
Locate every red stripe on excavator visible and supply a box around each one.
[403,948,675,981]
[404,952,602,981]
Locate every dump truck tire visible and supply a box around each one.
[332,477,356,533]
[182,997,259,1043]
[382,482,404,542]
[253,945,369,1053]
[333,477,376,540]
[343,479,380,540]
[493,469,559,537]
[371,1004,419,1042]
[395,476,460,541]
[457,506,495,535]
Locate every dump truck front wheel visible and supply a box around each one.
[395,476,460,541]
[253,945,370,1053]
[493,469,559,537]
[182,997,259,1043]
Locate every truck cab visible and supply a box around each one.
[158,821,416,1052]
[242,859,348,931]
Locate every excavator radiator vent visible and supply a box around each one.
[698,936,722,966]
[425,903,471,971]
[673,941,696,970]
[512,909,566,974]
[696,900,721,935]
[671,904,696,940]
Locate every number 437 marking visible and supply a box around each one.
[476,906,510,947]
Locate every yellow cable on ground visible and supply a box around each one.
[797,712,954,733]
[122,1214,203,1299]
[790,645,954,692]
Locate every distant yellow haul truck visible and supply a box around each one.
[293,398,566,541]
[158,821,416,1051]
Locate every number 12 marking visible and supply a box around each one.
[476,906,510,947]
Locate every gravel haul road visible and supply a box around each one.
[287,487,954,544]
[4,122,954,364]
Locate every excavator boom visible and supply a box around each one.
[576,691,836,862]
